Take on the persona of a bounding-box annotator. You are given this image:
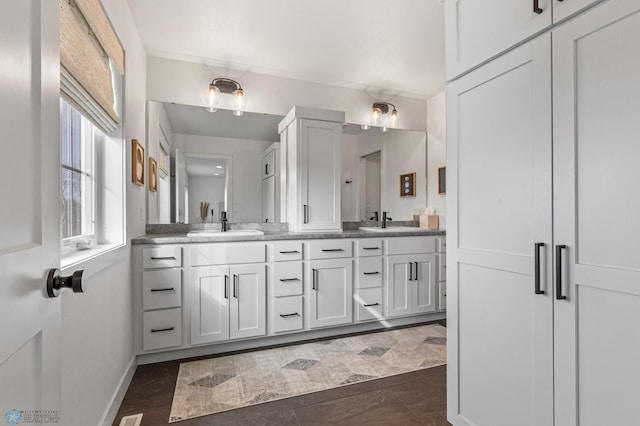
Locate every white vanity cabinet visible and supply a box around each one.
[355,239,384,322]
[188,243,266,345]
[268,241,304,335]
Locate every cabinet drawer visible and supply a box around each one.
[143,246,182,269]
[273,261,303,297]
[143,269,182,310]
[191,242,266,266]
[357,239,384,257]
[357,257,383,289]
[142,308,182,351]
[309,239,352,259]
[387,237,436,255]
[272,296,303,333]
[272,241,303,261]
[436,237,446,253]
[439,253,446,279]
[356,288,383,322]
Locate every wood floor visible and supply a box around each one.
[114,321,450,426]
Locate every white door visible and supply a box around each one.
[299,119,342,231]
[445,0,551,80]
[230,264,266,339]
[308,259,353,328]
[190,266,229,344]
[262,175,275,223]
[553,2,640,424]
[0,0,62,420]
[447,34,553,426]
[386,256,413,318]
[413,254,437,314]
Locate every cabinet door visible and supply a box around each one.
[386,255,413,318]
[446,35,553,426]
[445,0,551,80]
[413,254,437,314]
[553,2,640,425]
[190,266,229,345]
[262,149,275,178]
[230,264,266,340]
[299,119,342,231]
[308,259,353,328]
[262,175,275,223]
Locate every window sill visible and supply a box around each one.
[61,243,127,279]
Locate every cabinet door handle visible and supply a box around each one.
[233,274,238,298]
[224,275,229,299]
[535,243,545,295]
[414,262,419,281]
[279,278,300,282]
[312,268,317,290]
[321,249,344,252]
[533,0,543,14]
[303,204,309,224]
[279,312,299,318]
[150,256,175,260]
[362,247,380,251]
[150,287,175,292]
[151,327,174,333]
[279,250,300,254]
[556,245,567,300]
[364,303,379,307]
[408,263,413,281]
[265,164,269,175]
[363,271,380,275]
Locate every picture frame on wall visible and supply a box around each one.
[149,157,158,192]
[132,139,144,186]
[400,172,416,197]
[438,166,446,194]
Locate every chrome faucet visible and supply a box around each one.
[220,211,228,232]
[381,211,392,228]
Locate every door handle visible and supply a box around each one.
[414,262,419,281]
[363,271,380,275]
[233,274,238,298]
[364,302,379,307]
[279,250,300,254]
[265,163,269,175]
[535,243,545,295]
[556,245,567,300]
[304,204,309,224]
[408,263,413,281]
[150,287,175,292]
[46,268,86,298]
[533,0,543,14]
[279,278,300,282]
[224,275,229,299]
[312,268,317,290]
[150,327,174,333]
[321,249,344,252]
[150,256,176,260]
[279,312,300,318]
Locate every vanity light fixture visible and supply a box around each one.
[370,102,398,129]
[205,77,246,116]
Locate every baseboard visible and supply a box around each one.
[100,356,137,426]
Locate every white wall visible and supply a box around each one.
[60,0,146,424]
[427,91,446,228]
[173,134,273,223]
[146,56,428,132]
[188,176,226,224]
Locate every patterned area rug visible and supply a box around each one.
[169,323,447,422]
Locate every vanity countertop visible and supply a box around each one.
[132,228,446,245]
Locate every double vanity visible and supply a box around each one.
[132,226,446,364]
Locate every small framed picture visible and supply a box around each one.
[132,139,144,186]
[438,166,446,195]
[400,172,416,197]
[149,157,158,192]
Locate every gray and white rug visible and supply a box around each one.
[169,323,447,422]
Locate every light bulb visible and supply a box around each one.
[233,89,246,116]
[370,107,382,125]
[205,84,220,112]
[389,109,398,127]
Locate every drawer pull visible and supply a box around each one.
[364,303,379,307]
[533,0,543,14]
[224,275,229,299]
[312,268,318,290]
[279,250,300,254]
[279,278,300,282]
[362,247,380,250]
[233,274,238,299]
[321,249,344,252]
[151,326,174,333]
[150,256,176,260]
[363,272,380,275]
[414,262,419,281]
[279,312,300,318]
[150,287,175,292]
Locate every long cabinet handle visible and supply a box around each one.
[556,245,567,300]
[150,287,175,292]
[224,275,229,299]
[233,274,238,298]
[364,303,379,307]
[150,256,175,260]
[279,250,300,254]
[279,278,300,282]
[322,249,344,252]
[533,0,543,14]
[363,271,380,275]
[303,204,309,224]
[535,243,545,295]
[279,312,299,318]
[312,268,317,290]
[151,327,174,333]
[408,263,413,281]
[265,164,269,175]
[362,247,380,251]
[414,262,419,281]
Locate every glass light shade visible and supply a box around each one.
[205,84,220,112]
[370,107,382,125]
[233,89,246,116]
[389,109,398,127]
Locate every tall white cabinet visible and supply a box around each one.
[447,1,640,425]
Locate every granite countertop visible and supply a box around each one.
[132,228,446,245]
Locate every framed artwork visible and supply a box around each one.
[438,166,446,195]
[132,139,144,186]
[400,172,416,197]
[149,157,158,192]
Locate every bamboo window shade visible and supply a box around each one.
[60,0,124,131]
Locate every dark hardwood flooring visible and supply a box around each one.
[114,320,450,426]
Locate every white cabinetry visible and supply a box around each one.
[445,0,604,80]
[447,1,640,425]
[278,106,345,232]
[268,241,304,334]
[386,254,437,318]
[355,239,384,322]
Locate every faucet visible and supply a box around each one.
[368,211,379,222]
[381,211,392,228]
[220,211,228,232]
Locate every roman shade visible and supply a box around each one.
[60,0,124,132]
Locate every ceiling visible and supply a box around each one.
[185,156,226,177]
[126,0,445,99]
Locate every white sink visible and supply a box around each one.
[359,226,420,233]
[187,229,264,237]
